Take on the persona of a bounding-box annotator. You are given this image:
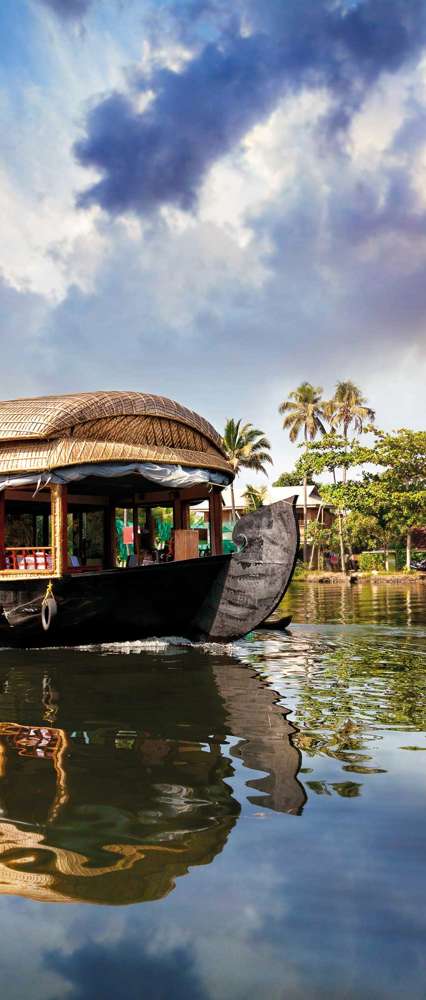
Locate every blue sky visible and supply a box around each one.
[0,0,425,475]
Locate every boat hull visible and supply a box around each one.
[0,500,298,646]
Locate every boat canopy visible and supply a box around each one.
[0,462,230,493]
[0,391,233,483]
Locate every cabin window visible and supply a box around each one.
[68,510,105,569]
[35,513,50,547]
[86,511,104,564]
[151,507,173,556]
[1,497,53,573]
[6,511,34,548]
[188,504,209,555]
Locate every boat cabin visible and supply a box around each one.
[0,391,233,581]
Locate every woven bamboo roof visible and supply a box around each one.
[0,391,232,477]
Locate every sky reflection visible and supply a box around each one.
[0,583,424,999]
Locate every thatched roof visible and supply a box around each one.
[0,391,232,477]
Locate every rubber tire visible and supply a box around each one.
[41,597,57,633]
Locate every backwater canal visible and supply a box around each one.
[0,581,424,999]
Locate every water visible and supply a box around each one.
[0,582,424,999]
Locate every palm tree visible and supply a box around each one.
[326,380,375,483]
[279,382,326,562]
[223,419,272,522]
[323,381,375,571]
[242,484,268,512]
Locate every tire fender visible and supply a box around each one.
[41,595,57,632]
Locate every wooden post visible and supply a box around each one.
[78,510,85,565]
[173,497,183,531]
[146,508,156,550]
[104,502,116,569]
[133,505,140,561]
[174,529,199,561]
[181,502,190,530]
[0,492,5,570]
[209,490,223,556]
[173,496,189,531]
[51,484,68,575]
[406,529,412,571]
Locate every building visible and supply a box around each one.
[197,484,334,562]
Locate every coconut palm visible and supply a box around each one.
[326,380,375,483]
[279,382,326,561]
[242,484,268,512]
[223,419,272,522]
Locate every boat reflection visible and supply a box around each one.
[0,648,305,905]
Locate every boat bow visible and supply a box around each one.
[192,499,298,640]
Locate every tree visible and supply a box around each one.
[373,429,426,568]
[279,382,326,562]
[299,432,372,571]
[222,419,272,522]
[273,469,316,487]
[320,429,426,570]
[343,512,390,553]
[326,381,375,483]
[242,484,268,512]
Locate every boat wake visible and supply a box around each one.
[24,636,241,656]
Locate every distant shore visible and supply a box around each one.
[297,571,426,585]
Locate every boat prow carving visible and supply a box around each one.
[192,499,299,641]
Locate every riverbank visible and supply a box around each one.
[296,570,426,585]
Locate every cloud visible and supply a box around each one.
[2,0,426,479]
[75,0,426,216]
[0,275,50,397]
[38,0,93,19]
[74,33,281,215]
[46,935,206,1000]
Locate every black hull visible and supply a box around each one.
[0,501,298,646]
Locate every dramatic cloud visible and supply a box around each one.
[38,0,93,19]
[46,935,205,1000]
[75,0,426,215]
[1,0,425,474]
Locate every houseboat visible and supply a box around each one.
[0,391,298,645]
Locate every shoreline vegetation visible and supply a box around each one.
[294,567,426,585]
[223,380,425,573]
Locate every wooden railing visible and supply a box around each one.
[1,546,53,572]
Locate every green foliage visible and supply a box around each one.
[301,432,371,479]
[358,551,386,571]
[276,382,424,569]
[325,380,375,438]
[279,382,326,442]
[153,507,173,546]
[305,521,332,548]
[293,562,309,578]
[273,465,317,487]
[321,429,426,539]
[242,484,268,511]
[273,470,304,486]
[373,428,426,483]
[343,512,385,551]
[279,382,328,560]
[222,418,272,476]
